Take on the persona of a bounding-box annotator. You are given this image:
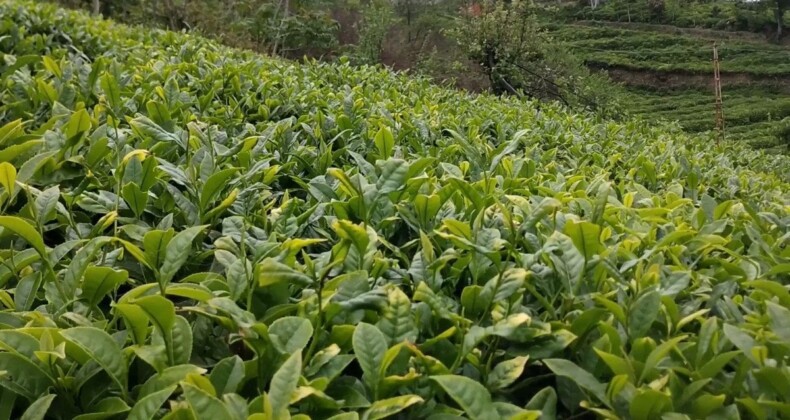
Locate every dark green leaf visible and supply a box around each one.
[353,323,387,394]
[61,327,128,394]
[20,394,56,420]
[269,352,301,419]
[269,317,313,355]
[431,375,497,420]
[159,225,206,285]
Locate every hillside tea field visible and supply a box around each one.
[1,1,790,419]
[547,22,790,152]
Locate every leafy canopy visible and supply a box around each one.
[0,1,789,419]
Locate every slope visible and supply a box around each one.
[546,16,790,151]
[0,1,789,419]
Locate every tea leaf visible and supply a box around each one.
[431,375,497,420]
[628,290,661,339]
[544,359,608,406]
[209,356,246,396]
[374,127,395,159]
[487,356,529,390]
[362,394,423,420]
[61,327,128,394]
[377,286,417,345]
[0,162,16,193]
[269,352,301,419]
[20,394,56,420]
[0,216,46,257]
[0,352,55,400]
[128,385,176,420]
[159,225,207,286]
[257,258,313,288]
[181,382,233,418]
[269,317,313,355]
[353,323,387,395]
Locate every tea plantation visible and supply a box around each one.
[1,1,790,419]
[547,21,790,152]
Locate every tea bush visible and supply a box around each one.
[1,1,790,419]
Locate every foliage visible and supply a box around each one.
[564,0,790,34]
[49,0,339,57]
[547,23,790,75]
[1,1,790,419]
[190,0,339,57]
[622,87,790,151]
[449,0,622,116]
[353,0,397,65]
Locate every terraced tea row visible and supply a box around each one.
[546,22,790,151]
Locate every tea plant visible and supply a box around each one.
[0,1,789,419]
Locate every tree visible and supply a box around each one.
[450,0,620,115]
[355,0,397,64]
[771,0,790,40]
[647,0,665,20]
[394,0,416,40]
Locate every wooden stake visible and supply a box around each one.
[713,42,724,144]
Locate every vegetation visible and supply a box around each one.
[45,0,790,151]
[351,0,396,65]
[2,1,790,419]
[449,0,620,115]
[544,20,790,151]
[51,0,340,58]
[548,23,790,75]
[47,0,618,116]
[546,0,790,151]
[622,87,790,148]
[565,0,790,35]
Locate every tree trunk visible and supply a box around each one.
[272,0,289,56]
[406,0,412,42]
[162,0,176,29]
[776,5,784,41]
[91,0,100,15]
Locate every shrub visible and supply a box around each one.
[1,2,790,419]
